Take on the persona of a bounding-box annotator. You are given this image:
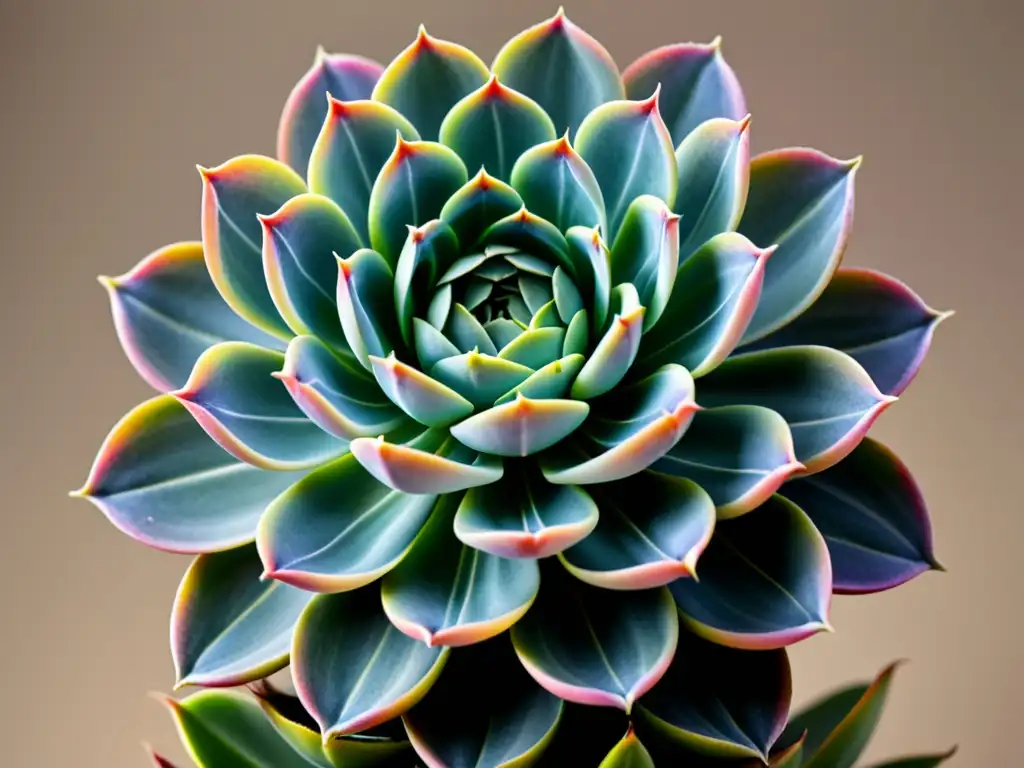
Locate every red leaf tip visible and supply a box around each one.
[554,131,573,156]
[639,83,662,115]
[738,113,753,132]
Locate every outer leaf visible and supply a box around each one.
[599,728,655,768]
[623,39,747,147]
[738,149,860,343]
[560,471,715,590]
[394,220,461,346]
[655,405,802,519]
[292,588,448,738]
[455,461,599,558]
[369,353,474,428]
[172,342,346,470]
[511,564,678,712]
[100,242,284,392]
[780,437,940,594]
[256,450,436,592]
[491,9,625,138]
[171,544,311,687]
[336,248,404,369]
[864,749,958,768]
[741,267,951,396]
[440,169,524,248]
[450,394,589,457]
[72,396,304,553]
[697,346,895,474]
[576,92,678,240]
[510,134,606,234]
[382,494,539,647]
[277,49,383,176]
[670,495,832,650]
[199,155,307,338]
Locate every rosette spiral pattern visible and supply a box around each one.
[78,10,950,766]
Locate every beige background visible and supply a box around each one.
[2,0,1019,764]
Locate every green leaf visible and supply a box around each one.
[292,588,449,738]
[768,737,805,768]
[199,155,307,339]
[445,302,499,355]
[609,195,680,331]
[256,448,437,593]
[413,317,463,371]
[569,296,645,400]
[494,354,585,405]
[481,207,573,276]
[599,728,655,768]
[369,352,473,428]
[172,342,347,471]
[670,495,832,649]
[623,39,747,147]
[336,248,404,370]
[450,395,589,457]
[553,267,584,325]
[393,219,461,347]
[864,749,958,768]
[563,309,589,356]
[485,317,526,351]
[654,405,802,519]
[72,395,305,553]
[697,345,895,474]
[565,225,611,332]
[497,326,566,369]
[382,494,539,647]
[634,232,770,378]
[431,349,534,409]
[575,93,677,241]
[491,9,624,139]
[439,74,557,182]
[99,241,285,392]
[738,148,860,343]
[511,563,678,712]
[560,472,714,590]
[277,49,383,177]
[403,637,563,768]
[171,544,311,687]
[440,169,524,248]
[372,26,490,141]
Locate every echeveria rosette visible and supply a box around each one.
[77,9,950,766]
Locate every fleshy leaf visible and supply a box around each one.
[553,268,585,325]
[637,629,790,761]
[292,588,448,738]
[414,318,463,371]
[491,9,624,139]
[570,300,645,400]
[446,302,500,354]
[200,155,307,338]
[481,207,573,275]
[257,449,436,592]
[511,563,678,712]
[382,493,539,647]
[336,248,404,370]
[780,437,939,594]
[372,26,490,141]
[575,91,677,241]
[670,495,832,650]
[697,346,895,474]
[498,326,566,369]
[440,169,524,249]
[403,637,563,767]
[431,349,534,409]
[599,727,655,768]
[655,405,802,519]
[439,74,557,182]
[72,396,304,553]
[635,232,770,378]
[261,193,363,348]
[450,394,589,457]
[171,544,311,687]
[369,352,473,428]
[277,49,384,177]
[393,220,461,345]
[738,149,860,343]
[455,460,598,558]
[741,268,950,396]
[494,354,585,404]
[565,225,612,332]
[172,342,346,470]
[563,308,589,356]
[622,40,747,147]
[100,242,284,392]
[560,471,715,590]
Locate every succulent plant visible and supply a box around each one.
[76,8,953,766]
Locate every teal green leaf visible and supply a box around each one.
[440,169,524,249]
[670,495,832,650]
[560,472,714,590]
[497,326,565,368]
[171,544,311,687]
[200,155,307,339]
[372,26,490,141]
[369,353,473,428]
[431,349,534,409]
[506,252,555,278]
[491,9,624,139]
[336,248,404,370]
[569,295,645,400]
[738,148,860,343]
[599,728,655,768]
[172,342,346,471]
[292,588,449,738]
[450,394,589,457]
[393,219,461,345]
[562,309,589,356]
[382,494,539,647]
[455,461,598,558]
[445,303,499,355]
[439,74,557,182]
[494,354,585,405]
[72,396,304,553]
[485,317,526,350]
[565,225,611,332]
[427,283,453,328]
[552,267,584,324]
[518,273,555,315]
[511,563,678,712]
[481,207,572,275]
[413,318,462,371]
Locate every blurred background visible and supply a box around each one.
[2,0,1020,764]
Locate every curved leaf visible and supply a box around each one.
[864,749,958,768]
[440,169,524,249]
[498,326,566,369]
[565,225,611,332]
[560,471,715,590]
[562,308,589,356]
[481,207,573,276]
[491,9,624,139]
[670,495,832,649]
[99,242,284,392]
[292,588,448,738]
[394,219,461,346]
[431,349,534,409]
[599,727,655,768]
[450,394,589,457]
[445,302,499,354]
[494,354,585,404]
[200,155,307,338]
[336,248,404,369]
[569,299,645,400]
[414,317,463,371]
[738,149,860,343]
[382,494,539,647]
[72,396,304,553]
[171,544,311,687]
[369,352,473,428]
[780,437,940,594]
